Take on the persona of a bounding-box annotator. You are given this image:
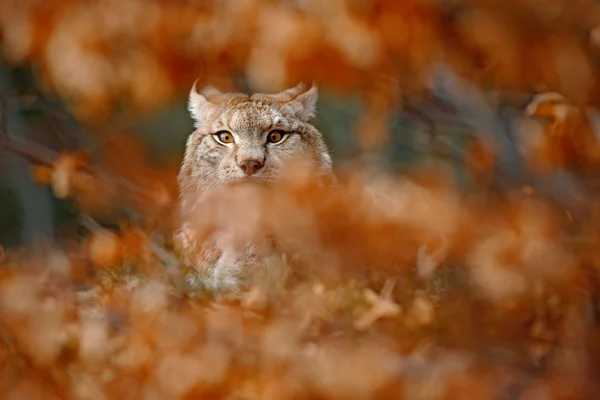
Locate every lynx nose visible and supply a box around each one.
[238,159,264,176]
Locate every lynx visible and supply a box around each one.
[176,82,333,291]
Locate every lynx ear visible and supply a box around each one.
[188,80,220,127]
[281,83,318,122]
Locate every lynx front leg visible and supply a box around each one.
[207,249,244,291]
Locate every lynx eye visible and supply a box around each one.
[267,130,288,144]
[213,131,234,145]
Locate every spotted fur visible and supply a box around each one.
[176,82,333,291]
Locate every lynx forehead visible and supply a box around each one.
[177,82,333,215]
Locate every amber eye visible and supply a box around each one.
[267,130,287,144]
[214,131,234,144]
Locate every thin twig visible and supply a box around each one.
[2,129,162,203]
[4,134,57,165]
[80,214,179,269]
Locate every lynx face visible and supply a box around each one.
[178,83,333,215]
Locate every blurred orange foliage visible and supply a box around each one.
[2,0,600,119]
[3,0,600,398]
